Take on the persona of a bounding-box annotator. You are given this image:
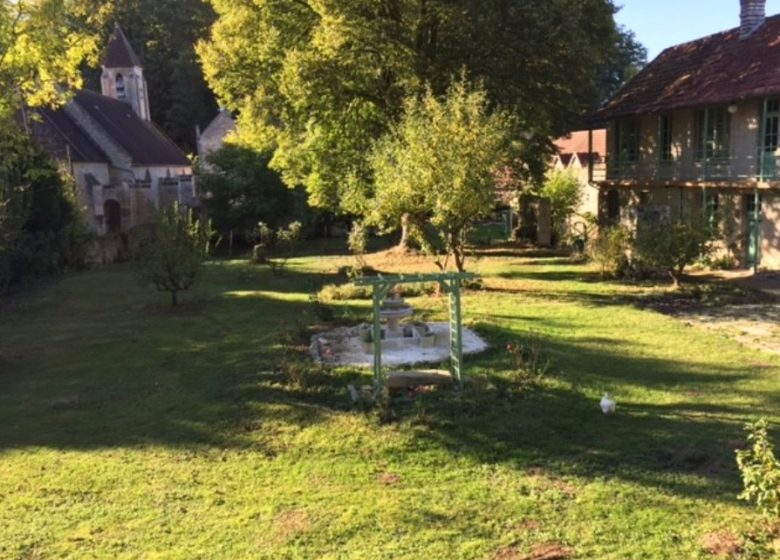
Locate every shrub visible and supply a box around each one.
[588,226,631,279]
[634,218,715,288]
[268,221,302,274]
[540,170,582,245]
[133,203,214,306]
[506,338,550,389]
[736,418,780,517]
[347,221,368,273]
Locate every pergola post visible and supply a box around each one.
[354,272,477,391]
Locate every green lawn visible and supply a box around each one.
[1,247,778,558]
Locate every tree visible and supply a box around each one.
[0,0,108,122]
[370,78,514,272]
[198,0,621,219]
[198,145,295,243]
[83,0,218,151]
[540,170,582,244]
[633,218,715,288]
[597,25,647,106]
[133,203,214,306]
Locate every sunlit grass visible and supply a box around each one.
[0,245,778,558]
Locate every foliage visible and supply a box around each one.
[199,145,296,243]
[506,338,550,390]
[0,123,89,291]
[634,218,715,288]
[86,0,218,150]
[0,0,108,120]
[199,0,623,216]
[370,78,514,272]
[268,221,303,275]
[347,221,368,272]
[597,25,647,105]
[540,170,582,244]
[587,225,632,279]
[737,419,780,517]
[133,203,214,306]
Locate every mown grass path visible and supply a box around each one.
[1,248,778,558]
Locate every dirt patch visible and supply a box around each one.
[700,530,743,557]
[274,509,311,540]
[666,303,780,356]
[523,543,571,560]
[375,471,401,486]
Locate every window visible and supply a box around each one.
[659,114,673,161]
[116,74,126,99]
[616,119,640,163]
[704,192,719,224]
[696,107,730,160]
[763,98,779,151]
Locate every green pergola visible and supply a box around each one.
[353,272,477,390]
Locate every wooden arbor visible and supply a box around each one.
[353,272,477,390]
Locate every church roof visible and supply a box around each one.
[35,106,109,163]
[103,24,141,68]
[73,91,191,166]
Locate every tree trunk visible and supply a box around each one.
[397,213,420,252]
[669,268,681,289]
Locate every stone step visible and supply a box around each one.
[386,369,453,389]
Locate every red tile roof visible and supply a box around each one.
[554,129,606,155]
[599,14,780,119]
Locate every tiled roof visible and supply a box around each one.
[34,106,109,163]
[554,129,606,155]
[600,14,780,119]
[73,91,191,166]
[102,24,141,68]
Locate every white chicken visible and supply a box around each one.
[600,394,616,415]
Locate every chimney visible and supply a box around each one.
[740,0,766,39]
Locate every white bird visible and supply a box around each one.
[600,394,616,415]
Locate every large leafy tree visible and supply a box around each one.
[199,0,621,217]
[198,144,296,241]
[0,0,108,119]
[370,79,514,272]
[1,0,106,286]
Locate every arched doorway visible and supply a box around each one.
[104,200,121,234]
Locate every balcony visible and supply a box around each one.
[597,153,780,187]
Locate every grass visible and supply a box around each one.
[1,244,779,558]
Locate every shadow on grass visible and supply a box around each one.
[0,257,774,507]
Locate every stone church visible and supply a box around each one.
[31,25,197,261]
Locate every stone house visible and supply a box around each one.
[597,0,780,270]
[30,24,196,261]
[197,109,236,170]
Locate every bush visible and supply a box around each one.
[736,418,780,517]
[540,170,582,245]
[634,218,715,288]
[588,226,632,279]
[269,221,302,274]
[133,203,214,306]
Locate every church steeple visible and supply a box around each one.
[100,24,151,121]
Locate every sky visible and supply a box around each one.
[615,0,780,60]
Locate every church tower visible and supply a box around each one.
[100,24,151,121]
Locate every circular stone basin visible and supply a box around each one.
[380,308,412,331]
